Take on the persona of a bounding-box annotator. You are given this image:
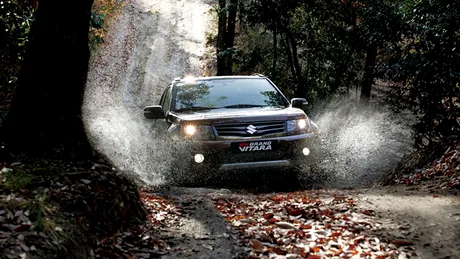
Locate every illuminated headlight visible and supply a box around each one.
[181,125,214,140]
[287,118,310,135]
[184,125,197,136]
[297,119,307,129]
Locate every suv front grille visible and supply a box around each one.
[213,121,285,137]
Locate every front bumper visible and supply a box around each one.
[173,133,316,171]
[219,160,292,170]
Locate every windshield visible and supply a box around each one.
[172,78,289,111]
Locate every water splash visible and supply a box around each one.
[310,97,414,187]
[83,0,211,186]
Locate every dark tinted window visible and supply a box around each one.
[172,78,289,111]
[160,85,172,113]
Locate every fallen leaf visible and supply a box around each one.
[263,213,274,220]
[286,206,304,216]
[80,179,91,184]
[251,239,263,252]
[202,244,213,250]
[275,222,296,229]
[268,218,279,223]
[18,242,30,252]
[311,246,321,253]
[300,224,312,230]
[273,247,288,255]
[331,231,341,237]
[360,209,375,216]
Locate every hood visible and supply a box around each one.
[168,107,307,125]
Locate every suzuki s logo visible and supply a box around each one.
[246,125,258,135]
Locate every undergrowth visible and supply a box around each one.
[0,159,146,257]
[90,0,126,49]
[2,168,37,190]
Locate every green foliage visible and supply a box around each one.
[27,193,74,252]
[0,0,36,122]
[89,0,125,49]
[1,168,37,190]
[389,0,460,146]
[233,0,458,145]
[27,193,47,230]
[0,0,35,75]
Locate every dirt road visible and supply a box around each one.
[94,182,460,258]
[83,0,460,258]
[359,186,460,259]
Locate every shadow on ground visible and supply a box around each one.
[161,167,352,194]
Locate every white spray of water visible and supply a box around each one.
[311,97,414,187]
[83,0,211,185]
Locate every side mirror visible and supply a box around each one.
[144,105,165,119]
[291,98,308,109]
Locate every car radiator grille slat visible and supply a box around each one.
[214,121,285,137]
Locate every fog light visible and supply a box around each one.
[194,154,205,163]
[302,147,310,156]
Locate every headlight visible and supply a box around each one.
[297,119,307,129]
[184,125,197,136]
[182,124,214,140]
[287,118,310,135]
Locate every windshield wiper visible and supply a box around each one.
[220,104,267,108]
[174,106,215,112]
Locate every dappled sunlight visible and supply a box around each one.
[137,0,208,73]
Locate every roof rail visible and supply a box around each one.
[251,73,265,77]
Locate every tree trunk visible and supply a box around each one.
[280,32,297,88]
[304,17,312,97]
[216,0,228,76]
[360,43,377,103]
[222,0,238,75]
[1,0,94,157]
[216,0,238,76]
[271,19,277,80]
[285,29,304,97]
[225,0,238,49]
[332,47,354,93]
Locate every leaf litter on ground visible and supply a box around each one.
[212,190,418,258]
[2,158,433,258]
[388,140,459,190]
[0,158,146,258]
[94,188,180,258]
